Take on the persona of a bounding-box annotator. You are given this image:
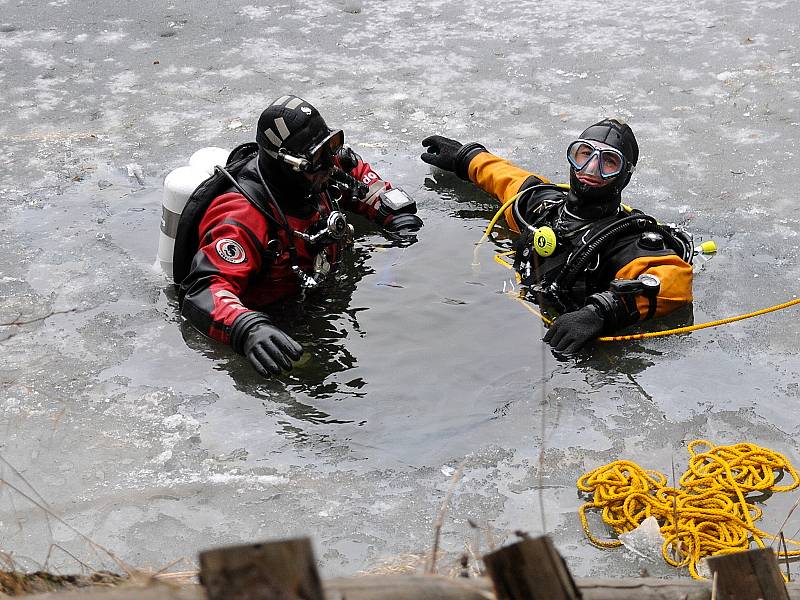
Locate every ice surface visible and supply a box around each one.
[1,0,799,580]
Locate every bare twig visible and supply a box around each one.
[0,453,56,522]
[150,556,197,578]
[671,454,681,564]
[537,399,547,533]
[43,543,95,574]
[0,307,85,343]
[1,308,81,327]
[0,549,17,570]
[151,570,199,583]
[531,251,548,534]
[485,525,498,552]
[781,532,791,582]
[772,493,800,548]
[791,523,800,542]
[428,459,467,574]
[0,475,128,574]
[463,538,484,577]
[459,553,470,577]
[467,519,482,561]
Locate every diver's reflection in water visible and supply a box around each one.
[423,175,499,219]
[585,303,695,376]
[523,302,697,389]
[180,322,335,427]
[179,236,415,430]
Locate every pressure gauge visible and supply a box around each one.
[637,273,661,296]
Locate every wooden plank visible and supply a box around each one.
[18,584,204,599]
[578,577,709,600]
[707,548,790,600]
[18,576,800,600]
[324,574,494,599]
[199,537,324,600]
[483,536,581,600]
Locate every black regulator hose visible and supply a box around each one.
[512,183,567,231]
[508,185,693,296]
[553,215,687,293]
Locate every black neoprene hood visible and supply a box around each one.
[566,119,640,217]
[254,95,334,201]
[256,96,331,156]
[578,119,639,168]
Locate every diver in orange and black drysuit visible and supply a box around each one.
[174,95,422,377]
[421,119,693,353]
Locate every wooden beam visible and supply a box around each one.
[199,537,324,600]
[483,535,581,600]
[579,577,710,600]
[15,584,203,600]
[16,575,800,599]
[706,548,790,600]
[324,574,494,599]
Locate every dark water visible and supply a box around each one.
[1,0,799,579]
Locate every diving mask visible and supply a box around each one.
[567,140,629,180]
[278,129,345,173]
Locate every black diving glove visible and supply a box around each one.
[231,312,303,377]
[543,305,605,354]
[384,212,423,233]
[421,136,486,180]
[421,135,463,172]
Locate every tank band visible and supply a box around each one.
[161,205,182,237]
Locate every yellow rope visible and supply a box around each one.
[577,441,800,579]
[598,297,800,341]
[509,289,553,325]
[472,190,527,268]
[494,254,800,341]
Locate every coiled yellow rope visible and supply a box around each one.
[578,440,800,579]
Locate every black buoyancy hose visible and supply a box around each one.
[553,215,687,292]
[214,166,285,230]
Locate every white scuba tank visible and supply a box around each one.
[188,146,230,175]
[156,147,230,280]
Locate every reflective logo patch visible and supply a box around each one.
[215,239,247,264]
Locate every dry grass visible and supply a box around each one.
[0,567,201,596]
[0,570,125,596]
[358,552,428,576]
[359,539,486,580]
[0,451,203,596]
